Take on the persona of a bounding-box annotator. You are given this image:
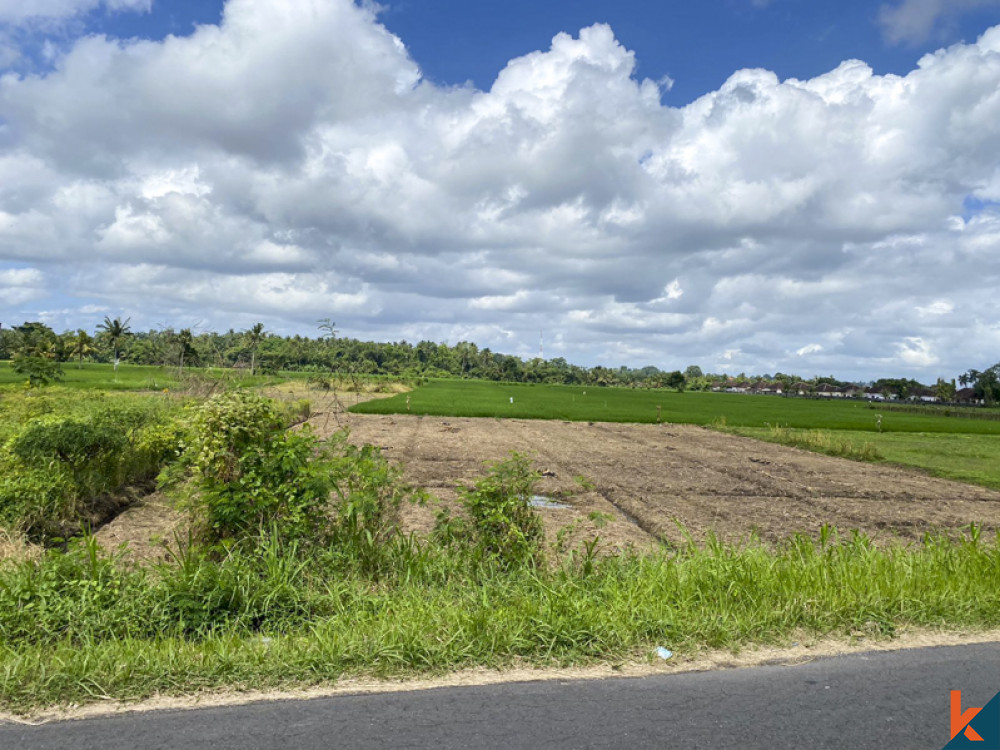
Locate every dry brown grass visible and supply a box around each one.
[0,529,42,563]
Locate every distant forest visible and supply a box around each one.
[1,318,998,401]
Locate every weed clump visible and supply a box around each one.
[763,424,883,461]
[457,452,544,568]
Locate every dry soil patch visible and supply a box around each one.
[334,415,1000,545]
[93,492,185,564]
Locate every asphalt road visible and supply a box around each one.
[3,643,998,749]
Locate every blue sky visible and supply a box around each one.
[72,0,1000,103]
[2,0,1000,379]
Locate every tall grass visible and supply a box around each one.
[732,423,884,461]
[721,425,1000,491]
[1,527,998,710]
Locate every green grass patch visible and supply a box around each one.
[351,379,1000,435]
[720,423,885,462]
[728,426,1000,491]
[1,528,998,711]
[0,361,322,392]
[0,361,181,391]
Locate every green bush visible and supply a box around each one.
[0,397,181,541]
[11,418,128,496]
[0,468,74,539]
[180,391,330,543]
[178,392,411,566]
[10,356,63,387]
[460,452,543,567]
[325,434,412,575]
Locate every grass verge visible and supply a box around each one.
[1,528,998,712]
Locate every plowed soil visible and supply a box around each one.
[338,414,1000,548]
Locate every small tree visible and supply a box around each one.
[11,356,63,387]
[172,328,198,375]
[460,452,543,568]
[934,378,956,403]
[68,329,94,369]
[665,370,687,391]
[317,318,338,340]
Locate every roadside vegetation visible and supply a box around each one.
[1,382,999,713]
[0,390,182,542]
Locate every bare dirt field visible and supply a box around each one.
[84,398,1000,560]
[337,414,1000,549]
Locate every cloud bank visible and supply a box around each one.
[1,0,999,379]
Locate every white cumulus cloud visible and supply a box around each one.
[0,0,999,379]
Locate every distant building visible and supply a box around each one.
[814,384,843,398]
[909,387,938,403]
[751,381,782,395]
[955,388,983,405]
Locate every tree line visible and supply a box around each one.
[0,318,689,388]
[1,318,997,401]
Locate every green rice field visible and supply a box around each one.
[351,379,1000,434]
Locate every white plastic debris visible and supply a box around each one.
[656,647,673,660]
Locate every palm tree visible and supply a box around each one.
[243,322,266,376]
[69,329,94,369]
[97,316,132,380]
[173,328,196,375]
[317,318,338,340]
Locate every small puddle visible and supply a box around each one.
[528,495,571,510]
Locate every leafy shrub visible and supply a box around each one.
[182,390,285,486]
[0,397,181,541]
[0,468,74,539]
[180,391,328,543]
[460,452,543,567]
[325,434,413,575]
[178,392,411,567]
[11,418,128,496]
[10,356,63,387]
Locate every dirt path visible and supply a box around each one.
[335,415,1000,546]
